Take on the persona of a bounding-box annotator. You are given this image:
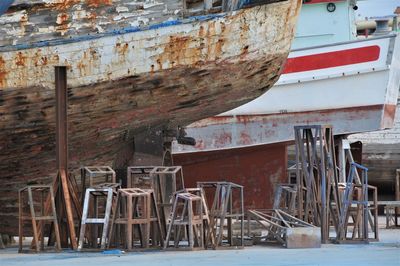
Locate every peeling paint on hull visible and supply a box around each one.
[0,0,302,235]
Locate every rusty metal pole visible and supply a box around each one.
[55,66,78,250]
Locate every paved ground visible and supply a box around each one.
[1,227,399,266]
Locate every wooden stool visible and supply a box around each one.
[78,183,118,251]
[127,166,157,188]
[109,188,163,250]
[198,182,244,249]
[164,190,209,250]
[18,185,61,252]
[150,166,185,235]
[80,166,116,202]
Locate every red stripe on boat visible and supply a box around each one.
[283,45,380,74]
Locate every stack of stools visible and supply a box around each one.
[18,185,61,252]
[198,182,244,249]
[164,188,210,250]
[108,188,163,250]
[78,183,119,251]
[149,166,185,235]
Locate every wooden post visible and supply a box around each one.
[55,66,78,250]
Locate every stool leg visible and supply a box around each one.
[18,190,23,253]
[107,192,119,249]
[164,195,179,249]
[151,192,164,245]
[28,188,40,252]
[50,189,61,251]
[92,195,98,248]
[144,194,150,248]
[100,190,113,249]
[188,199,194,249]
[127,195,133,250]
[78,189,90,251]
[40,191,45,251]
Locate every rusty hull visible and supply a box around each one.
[173,104,396,153]
[0,1,302,235]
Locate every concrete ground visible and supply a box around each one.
[1,225,399,266]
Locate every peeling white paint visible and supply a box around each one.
[116,6,129,13]
[0,10,27,24]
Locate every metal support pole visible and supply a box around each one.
[396,169,400,226]
[55,66,78,250]
[319,129,327,243]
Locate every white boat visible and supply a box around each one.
[172,0,400,209]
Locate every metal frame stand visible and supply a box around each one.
[198,181,244,249]
[78,184,118,251]
[19,185,61,253]
[109,188,163,250]
[164,190,208,250]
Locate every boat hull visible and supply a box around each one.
[172,33,400,211]
[0,1,302,235]
[173,34,400,153]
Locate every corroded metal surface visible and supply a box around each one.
[0,0,302,235]
[173,104,394,153]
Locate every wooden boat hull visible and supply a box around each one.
[0,0,302,234]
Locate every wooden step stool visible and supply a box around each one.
[18,185,61,252]
[164,190,209,250]
[198,181,244,249]
[109,188,163,250]
[78,183,118,251]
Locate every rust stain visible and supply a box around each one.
[41,57,49,66]
[214,131,232,146]
[88,12,97,19]
[215,39,224,59]
[56,12,70,25]
[87,0,113,7]
[0,56,7,88]
[48,0,80,10]
[239,132,252,145]
[198,25,205,38]
[77,50,92,76]
[384,104,396,120]
[32,49,49,67]
[115,43,129,56]
[15,52,26,67]
[156,59,163,70]
[158,36,192,68]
